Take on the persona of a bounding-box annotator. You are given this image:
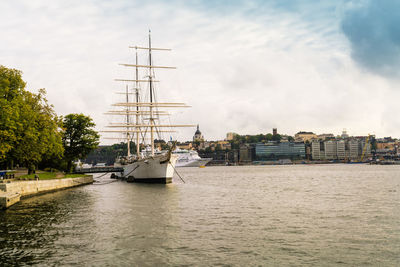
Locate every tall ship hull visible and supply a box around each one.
[116,154,178,183]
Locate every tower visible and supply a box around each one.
[193,124,204,142]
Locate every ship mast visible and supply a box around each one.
[102,32,196,150]
[126,84,130,158]
[148,30,155,156]
[135,47,140,158]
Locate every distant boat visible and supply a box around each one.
[95,163,106,167]
[173,149,212,167]
[103,31,194,183]
[74,160,93,171]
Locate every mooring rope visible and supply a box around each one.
[93,180,119,185]
[170,161,185,183]
[96,172,112,178]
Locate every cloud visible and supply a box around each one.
[341,0,400,77]
[1,0,400,144]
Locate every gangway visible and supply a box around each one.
[74,166,123,174]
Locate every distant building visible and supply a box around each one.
[311,141,322,160]
[336,140,346,160]
[324,141,337,160]
[294,131,317,142]
[255,142,306,159]
[226,132,236,141]
[341,129,349,139]
[177,142,192,150]
[199,141,210,150]
[376,142,395,150]
[311,139,369,161]
[273,128,277,135]
[217,140,231,150]
[348,139,359,159]
[239,144,255,162]
[318,133,335,140]
[193,125,204,142]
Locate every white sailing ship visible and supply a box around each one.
[102,31,194,183]
[173,149,212,167]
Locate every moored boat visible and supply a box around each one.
[102,31,194,183]
[173,149,212,167]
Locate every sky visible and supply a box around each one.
[1,0,400,143]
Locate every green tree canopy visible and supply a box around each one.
[0,66,64,172]
[10,89,64,172]
[0,66,25,160]
[62,113,99,172]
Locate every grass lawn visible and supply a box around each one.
[64,173,89,178]
[20,172,89,180]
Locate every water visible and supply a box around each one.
[1,165,399,266]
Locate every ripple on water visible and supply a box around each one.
[0,165,400,266]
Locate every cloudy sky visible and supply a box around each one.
[1,0,400,143]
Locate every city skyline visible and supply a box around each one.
[1,1,400,143]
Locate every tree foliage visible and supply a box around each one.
[0,66,63,171]
[62,113,99,172]
[85,141,137,166]
[0,66,25,160]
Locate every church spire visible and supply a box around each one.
[193,124,203,142]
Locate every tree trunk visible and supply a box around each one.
[28,163,35,175]
[67,160,72,173]
[7,159,14,170]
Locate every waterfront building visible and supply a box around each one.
[273,128,278,135]
[348,140,359,159]
[255,142,306,160]
[311,139,367,161]
[376,142,395,150]
[311,141,321,160]
[239,144,255,163]
[324,141,337,160]
[337,140,346,160]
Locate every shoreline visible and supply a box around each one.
[0,176,93,209]
[207,161,400,166]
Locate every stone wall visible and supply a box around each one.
[0,176,93,208]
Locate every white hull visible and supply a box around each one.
[117,154,178,183]
[176,158,212,167]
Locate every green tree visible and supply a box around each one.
[10,89,64,173]
[63,113,99,172]
[265,133,273,141]
[0,66,25,161]
[0,66,64,172]
[271,134,282,142]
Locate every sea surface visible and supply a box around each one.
[1,164,399,266]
